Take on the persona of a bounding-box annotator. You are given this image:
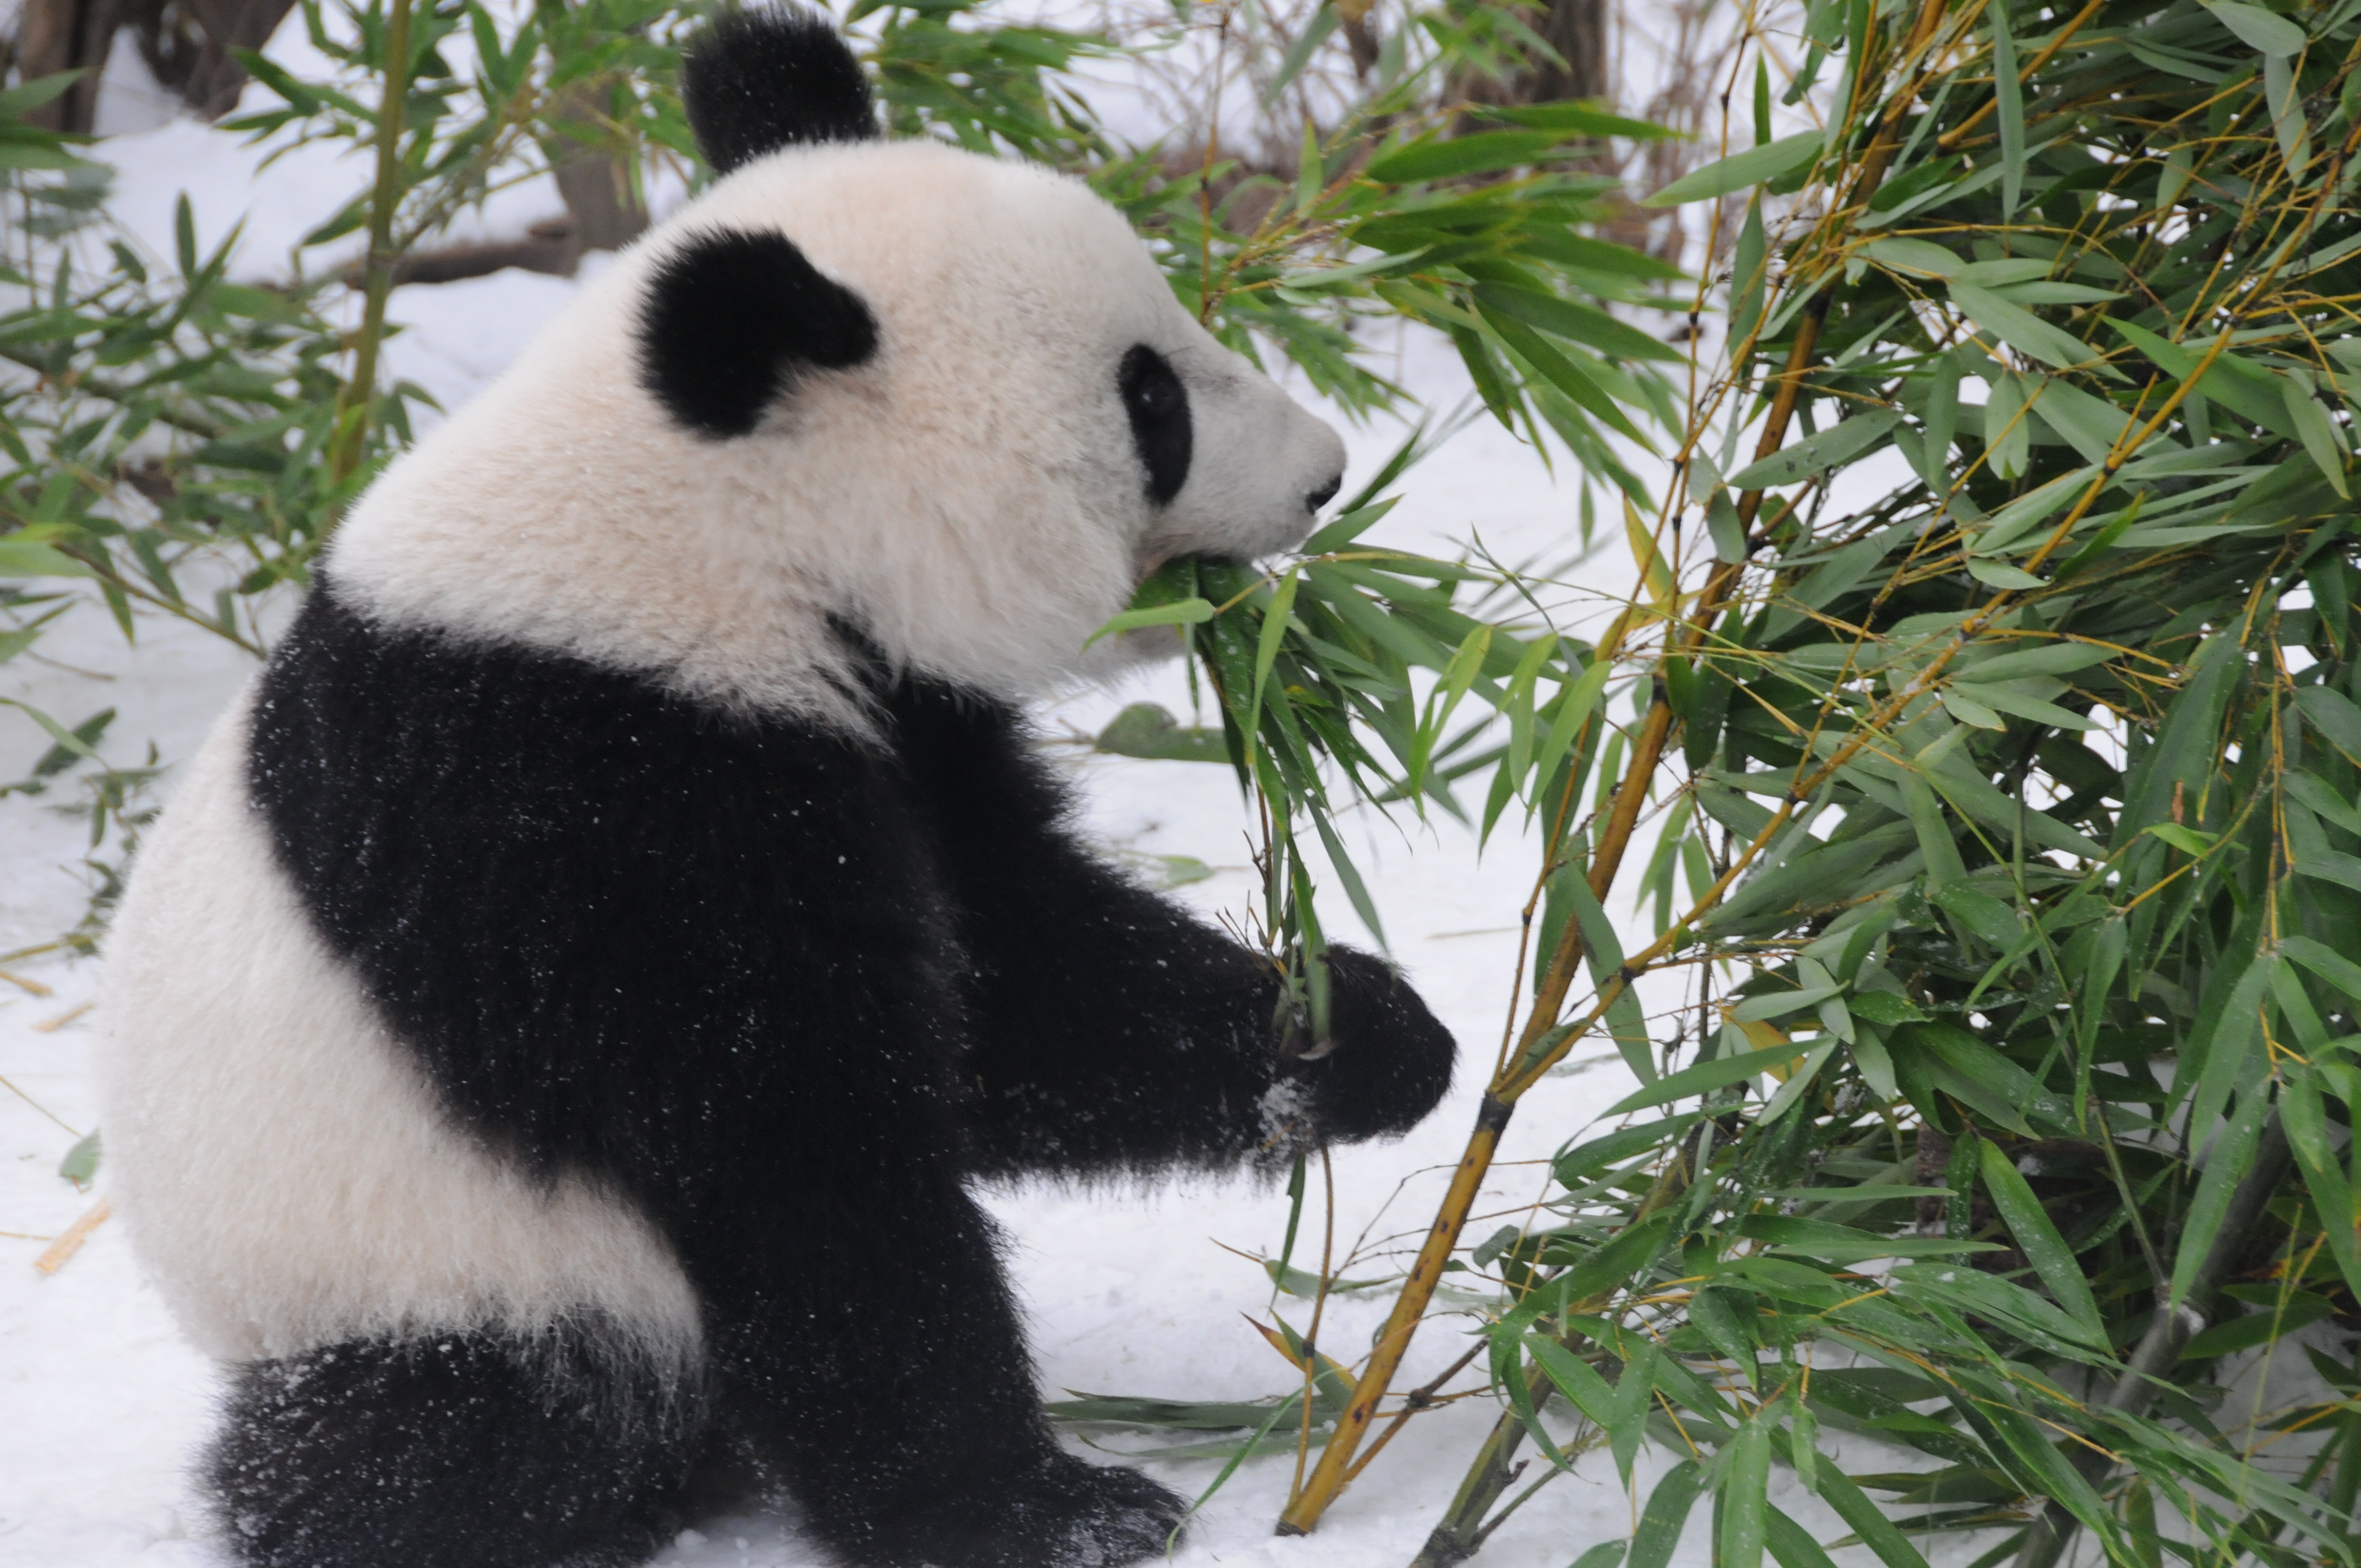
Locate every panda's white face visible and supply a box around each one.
[328,139,1346,725]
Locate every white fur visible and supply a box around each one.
[331,140,1348,722]
[98,685,703,1370]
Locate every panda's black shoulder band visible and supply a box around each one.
[638,227,877,439]
[681,7,878,175]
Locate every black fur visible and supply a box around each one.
[1117,344,1191,507]
[240,584,1454,1566]
[638,227,878,438]
[679,7,877,175]
[206,1324,700,1568]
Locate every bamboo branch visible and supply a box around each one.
[1273,2,1968,1525]
[324,0,416,499]
[1407,1122,1717,1567]
[2008,1117,2293,1568]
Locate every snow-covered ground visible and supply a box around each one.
[0,32,1838,1568]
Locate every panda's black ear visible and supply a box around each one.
[680,8,878,175]
[637,227,878,439]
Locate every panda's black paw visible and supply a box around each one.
[862,1451,1185,1567]
[1286,945,1455,1143]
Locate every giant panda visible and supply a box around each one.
[96,12,1457,1568]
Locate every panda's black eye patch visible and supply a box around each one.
[1118,345,1192,507]
[638,228,877,439]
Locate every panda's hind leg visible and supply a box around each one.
[205,1322,706,1568]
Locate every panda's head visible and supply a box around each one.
[328,8,1346,722]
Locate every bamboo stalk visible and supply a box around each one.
[324,0,416,499]
[2008,1119,2293,1568]
[1274,0,1962,1530]
[1277,460,1752,1539]
[32,1195,108,1274]
[1406,1123,1716,1566]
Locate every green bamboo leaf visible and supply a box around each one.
[1629,1460,1706,1568]
[1766,1508,1840,1568]
[1302,498,1401,556]
[1966,560,2047,590]
[1722,1415,1773,1568]
[1266,4,1339,107]
[56,1127,98,1186]
[2114,633,2240,847]
[1949,679,2097,729]
[0,68,85,117]
[1263,1257,1394,1298]
[1601,1042,1808,1115]
[1737,1214,1994,1262]
[2283,377,2351,498]
[1559,862,1654,1081]
[1770,1429,1934,1568]
[1726,411,1902,489]
[1532,655,1614,792]
[1528,1336,1619,1429]
[0,141,104,173]
[1553,1113,1703,1186]
[1472,282,1684,363]
[2282,1069,2361,1297]
[1958,641,2115,681]
[2141,823,2217,855]
[1992,0,2024,217]
[1730,198,1769,355]
[1967,467,2095,556]
[1950,284,2109,372]
[1248,570,1301,729]
[2104,319,2298,438]
[1485,103,1677,139]
[0,540,90,578]
[2297,685,2361,764]
[1759,1039,1839,1124]
[1889,1262,2115,1359]
[1476,306,1657,447]
[1365,130,1562,183]
[1977,1141,2105,1337]
[1731,982,1845,1021]
[2202,0,2305,53]
[2179,1292,2332,1359]
[1642,133,1821,207]
[1310,809,1389,950]
[2027,381,2133,467]
[1981,1401,2118,1543]
[1865,238,1964,277]
[2284,933,2361,1003]
[2288,771,2361,837]
[1556,1214,1674,1305]
[1082,597,1212,649]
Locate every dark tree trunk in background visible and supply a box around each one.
[547,80,648,253]
[14,0,295,130]
[129,0,301,120]
[1452,0,1612,113]
[16,0,123,132]
[1528,0,1610,104]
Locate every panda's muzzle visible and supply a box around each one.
[1305,472,1343,514]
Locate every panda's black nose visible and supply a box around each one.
[1306,472,1343,513]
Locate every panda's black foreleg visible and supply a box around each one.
[883,677,1457,1180]
[676,1155,1187,1567]
[204,1324,704,1568]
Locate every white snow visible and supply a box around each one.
[0,35,1884,1568]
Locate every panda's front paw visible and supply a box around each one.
[1287,946,1455,1142]
[862,1451,1185,1567]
